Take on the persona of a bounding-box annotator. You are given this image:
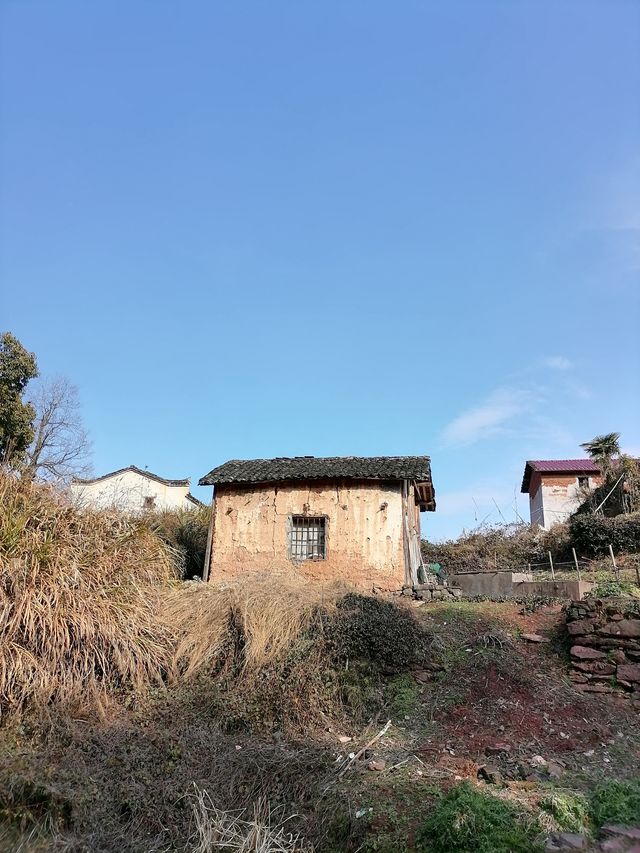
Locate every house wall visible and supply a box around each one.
[208,479,413,590]
[70,470,194,512]
[529,473,603,529]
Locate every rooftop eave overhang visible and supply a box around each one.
[414,480,436,512]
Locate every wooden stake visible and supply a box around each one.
[548,551,555,580]
[572,547,581,581]
[609,544,619,582]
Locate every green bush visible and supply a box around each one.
[590,780,640,829]
[541,792,589,833]
[422,522,570,574]
[415,783,542,852]
[326,594,429,671]
[569,513,640,557]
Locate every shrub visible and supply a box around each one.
[422,522,570,575]
[148,504,211,579]
[540,792,589,833]
[415,783,541,852]
[326,593,429,671]
[587,580,640,599]
[590,780,640,830]
[569,513,640,557]
[0,475,177,718]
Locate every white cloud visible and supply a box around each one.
[543,356,573,371]
[441,388,533,448]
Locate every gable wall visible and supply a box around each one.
[209,480,408,589]
[533,472,603,529]
[70,470,193,512]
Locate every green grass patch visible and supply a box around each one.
[415,782,542,853]
[384,673,420,720]
[590,780,640,829]
[540,792,589,834]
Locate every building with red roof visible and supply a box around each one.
[520,459,602,528]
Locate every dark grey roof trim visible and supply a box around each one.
[72,465,190,488]
[199,455,433,489]
[185,493,205,507]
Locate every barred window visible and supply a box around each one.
[289,516,326,561]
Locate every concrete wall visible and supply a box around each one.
[451,571,594,600]
[528,472,603,529]
[209,479,411,589]
[70,470,194,512]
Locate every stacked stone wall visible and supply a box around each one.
[566,596,640,703]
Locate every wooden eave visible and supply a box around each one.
[414,480,436,512]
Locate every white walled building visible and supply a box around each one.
[70,466,201,513]
[520,459,602,529]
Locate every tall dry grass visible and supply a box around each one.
[0,475,177,718]
[165,572,350,679]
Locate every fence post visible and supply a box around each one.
[548,551,555,580]
[608,544,619,582]
[572,547,581,581]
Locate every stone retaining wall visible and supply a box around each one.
[566,596,640,702]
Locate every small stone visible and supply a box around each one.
[521,633,549,643]
[611,650,627,664]
[530,755,548,767]
[485,742,511,756]
[599,619,640,638]
[367,759,386,771]
[337,735,352,744]
[617,664,640,683]
[577,684,615,693]
[600,825,640,842]
[414,670,432,684]
[477,765,502,785]
[570,645,607,660]
[567,620,597,636]
[545,831,588,851]
[574,661,616,675]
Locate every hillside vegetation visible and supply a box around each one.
[1,475,640,852]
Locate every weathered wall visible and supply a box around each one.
[209,480,410,589]
[529,473,603,529]
[70,471,194,512]
[451,571,594,600]
[566,597,640,702]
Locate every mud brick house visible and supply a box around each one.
[199,456,436,589]
[521,459,602,529]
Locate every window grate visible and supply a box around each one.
[289,516,326,561]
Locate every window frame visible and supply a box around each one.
[288,515,327,562]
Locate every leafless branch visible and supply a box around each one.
[22,376,93,483]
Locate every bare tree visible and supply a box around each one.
[22,377,93,483]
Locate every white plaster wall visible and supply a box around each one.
[70,470,194,512]
[529,488,545,527]
[539,479,587,529]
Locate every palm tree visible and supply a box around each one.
[580,432,621,477]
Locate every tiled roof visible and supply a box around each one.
[199,455,434,488]
[72,465,190,488]
[521,459,600,493]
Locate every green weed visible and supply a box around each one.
[415,782,542,853]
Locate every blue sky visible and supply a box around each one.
[1,1,639,540]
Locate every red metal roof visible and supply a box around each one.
[521,459,600,493]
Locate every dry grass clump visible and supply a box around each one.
[165,572,349,679]
[189,787,313,853]
[0,475,177,718]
